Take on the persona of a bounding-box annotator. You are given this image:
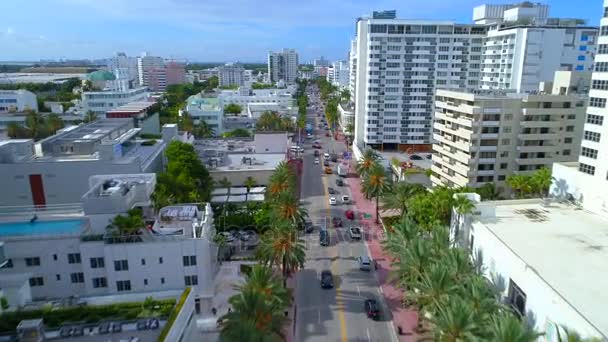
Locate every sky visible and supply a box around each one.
[0,0,603,63]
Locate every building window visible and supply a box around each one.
[583,130,601,142]
[114,260,129,271]
[498,175,506,181]
[599,44,608,54]
[5,259,13,268]
[53,254,57,261]
[90,257,105,269]
[581,147,598,159]
[93,277,107,288]
[159,257,163,264]
[25,257,40,266]
[500,163,508,169]
[116,280,131,292]
[68,253,81,264]
[563,149,571,156]
[579,163,596,175]
[591,80,608,90]
[507,280,526,318]
[564,137,573,144]
[595,62,608,72]
[184,275,199,286]
[579,45,588,51]
[29,277,44,287]
[577,55,586,61]
[144,279,148,286]
[70,272,85,284]
[586,114,604,126]
[183,256,197,267]
[600,26,608,36]
[161,277,165,284]
[589,97,606,108]
[575,65,584,71]
[141,258,146,266]
[56,274,61,281]
[565,125,575,132]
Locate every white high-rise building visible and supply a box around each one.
[353,11,488,150]
[327,61,349,89]
[348,39,358,104]
[137,53,167,92]
[107,52,138,86]
[268,49,299,84]
[218,63,245,87]
[473,3,549,25]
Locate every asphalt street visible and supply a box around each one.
[294,85,396,342]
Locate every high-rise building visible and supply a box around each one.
[137,53,167,92]
[268,49,299,84]
[348,39,358,104]
[432,71,589,193]
[107,52,139,86]
[327,61,350,89]
[218,63,245,87]
[166,61,186,86]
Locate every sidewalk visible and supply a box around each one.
[346,175,419,341]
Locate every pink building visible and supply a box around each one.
[166,62,186,86]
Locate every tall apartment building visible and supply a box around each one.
[218,63,245,87]
[0,90,38,113]
[137,54,167,92]
[166,61,186,86]
[268,49,299,84]
[353,11,488,151]
[349,39,358,103]
[107,52,139,86]
[327,61,350,89]
[431,71,589,193]
[549,0,608,218]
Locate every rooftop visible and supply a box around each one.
[153,204,214,239]
[106,101,156,115]
[474,199,608,336]
[187,95,221,111]
[436,88,582,100]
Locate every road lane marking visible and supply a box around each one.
[318,308,321,324]
[366,328,371,342]
[378,287,384,294]
[388,322,399,342]
[322,169,348,342]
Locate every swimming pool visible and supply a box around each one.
[0,219,84,237]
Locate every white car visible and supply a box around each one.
[341,195,350,204]
[329,197,337,205]
[314,158,320,164]
[323,152,330,159]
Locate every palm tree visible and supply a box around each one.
[236,265,291,308]
[459,275,502,321]
[6,122,22,139]
[219,288,287,342]
[267,162,295,200]
[107,208,144,237]
[218,177,232,195]
[25,110,44,140]
[355,148,380,179]
[46,113,64,134]
[407,263,459,316]
[361,163,391,223]
[213,233,228,263]
[389,237,435,290]
[83,110,97,123]
[256,223,306,287]
[244,177,258,194]
[476,183,501,201]
[488,313,543,342]
[506,174,531,199]
[272,191,308,228]
[430,296,479,342]
[531,167,552,198]
[344,123,354,136]
[556,326,604,342]
[382,182,427,218]
[383,216,421,256]
[193,120,214,138]
[452,195,474,247]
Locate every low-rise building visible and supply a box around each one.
[81,87,149,117]
[451,194,608,340]
[0,90,38,113]
[327,61,349,89]
[186,95,223,134]
[0,119,167,207]
[338,102,354,135]
[106,101,160,134]
[431,72,588,194]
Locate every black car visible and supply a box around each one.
[324,160,330,167]
[409,154,423,160]
[335,178,343,186]
[304,220,314,233]
[319,230,330,246]
[331,154,338,162]
[364,299,380,320]
[328,187,336,194]
[320,270,334,289]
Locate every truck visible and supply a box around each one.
[305,123,313,135]
[337,163,348,177]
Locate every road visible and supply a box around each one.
[294,85,396,342]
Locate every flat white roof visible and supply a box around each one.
[475,200,608,336]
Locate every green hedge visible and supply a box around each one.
[157,288,191,342]
[141,139,157,146]
[0,299,175,333]
[139,133,162,139]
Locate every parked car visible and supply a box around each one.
[305,220,314,233]
[332,217,343,228]
[358,255,372,271]
[319,230,330,246]
[320,270,334,289]
[323,152,330,159]
[98,322,110,335]
[409,154,423,160]
[328,187,336,194]
[364,299,381,320]
[341,195,350,204]
[349,227,362,240]
[219,232,235,242]
[314,158,320,164]
[324,160,330,167]
[325,132,331,137]
[426,154,432,159]
[331,154,338,162]
[314,150,320,157]
[329,197,337,205]
[335,178,343,186]
[345,210,355,220]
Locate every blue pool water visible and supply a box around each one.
[0,219,84,237]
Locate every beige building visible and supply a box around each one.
[431,71,589,194]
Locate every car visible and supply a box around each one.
[364,299,381,320]
[341,195,350,204]
[328,187,336,194]
[332,217,343,228]
[331,155,338,162]
[329,197,337,205]
[320,270,334,289]
[326,132,331,137]
[305,220,314,233]
[345,209,355,220]
[98,322,110,334]
[325,167,333,174]
[335,178,343,186]
[426,154,432,159]
[220,232,235,243]
[323,152,330,159]
[319,230,330,246]
[314,158,320,164]
[313,144,322,149]
[358,255,372,271]
[323,160,330,167]
[349,227,362,240]
[314,150,320,157]
[239,232,251,241]
[409,154,423,160]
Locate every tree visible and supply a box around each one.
[46,113,64,135]
[83,110,97,123]
[452,195,474,246]
[406,263,459,315]
[430,296,479,342]
[382,217,421,256]
[272,190,308,228]
[6,122,23,139]
[192,120,214,138]
[224,103,243,115]
[476,183,500,201]
[223,128,251,138]
[244,177,257,193]
[488,313,543,342]
[556,326,604,342]
[340,89,351,103]
[218,177,232,196]
[531,167,552,198]
[382,182,427,218]
[361,163,391,223]
[355,148,380,179]
[25,110,45,140]
[344,123,354,136]
[107,208,144,236]
[256,223,306,287]
[256,111,287,132]
[236,265,291,308]
[267,162,296,201]
[213,233,228,263]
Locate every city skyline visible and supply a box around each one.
[0,0,602,62]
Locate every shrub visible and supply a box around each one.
[141,139,157,146]
[139,133,162,139]
[157,288,191,342]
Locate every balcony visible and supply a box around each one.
[519,120,563,128]
[516,145,556,153]
[517,133,560,141]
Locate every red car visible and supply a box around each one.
[332,217,343,228]
[345,210,355,220]
[313,144,322,149]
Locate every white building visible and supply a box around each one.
[0,120,168,207]
[432,71,589,193]
[353,11,488,150]
[327,61,350,89]
[0,173,218,310]
[349,39,358,104]
[218,63,245,87]
[81,87,149,116]
[137,53,167,92]
[218,87,296,117]
[107,52,139,86]
[185,95,223,134]
[473,3,549,25]
[0,90,38,113]
[338,103,354,136]
[268,49,299,84]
